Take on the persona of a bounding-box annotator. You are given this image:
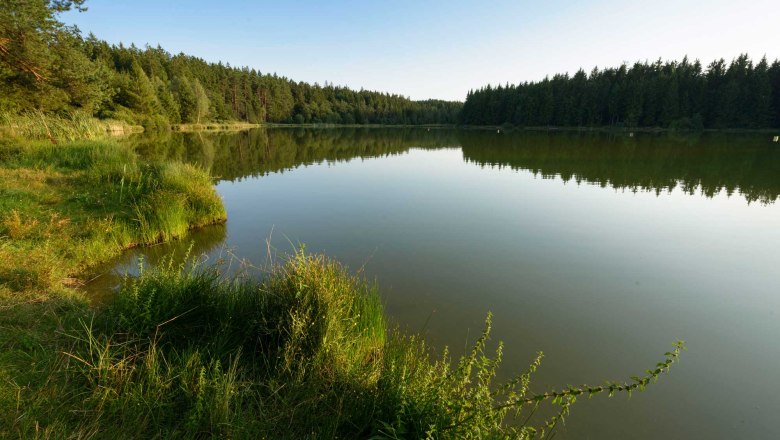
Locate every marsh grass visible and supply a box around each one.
[0,111,142,142]
[0,250,684,439]
[0,135,226,437]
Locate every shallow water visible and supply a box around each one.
[88,128,780,439]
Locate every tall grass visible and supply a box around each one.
[0,139,226,297]
[19,251,683,439]
[0,111,141,142]
[0,136,228,438]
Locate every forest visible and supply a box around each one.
[0,1,461,128]
[460,56,780,129]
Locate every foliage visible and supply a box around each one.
[460,55,780,129]
[1,1,462,126]
[0,0,98,112]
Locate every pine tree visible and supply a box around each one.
[127,60,163,116]
[174,76,197,123]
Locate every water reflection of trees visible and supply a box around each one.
[126,128,780,204]
[126,128,459,181]
[460,131,780,204]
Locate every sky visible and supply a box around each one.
[61,0,780,101]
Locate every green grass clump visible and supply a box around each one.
[0,135,226,439]
[0,251,683,439]
[0,137,226,299]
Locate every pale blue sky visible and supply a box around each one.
[62,0,780,101]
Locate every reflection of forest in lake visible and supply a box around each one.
[126,128,459,180]
[125,128,780,203]
[460,131,780,204]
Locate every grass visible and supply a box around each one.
[0,136,226,301]
[0,111,143,142]
[0,251,683,438]
[0,134,226,437]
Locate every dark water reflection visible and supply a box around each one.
[87,128,780,439]
[461,131,780,204]
[129,127,460,181]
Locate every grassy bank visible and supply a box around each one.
[0,136,225,300]
[0,134,226,436]
[0,112,268,142]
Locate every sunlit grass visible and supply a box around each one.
[0,137,226,300]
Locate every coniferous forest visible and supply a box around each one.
[0,1,461,128]
[460,56,780,129]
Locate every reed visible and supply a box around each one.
[0,111,141,142]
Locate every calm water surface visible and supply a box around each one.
[90,128,780,439]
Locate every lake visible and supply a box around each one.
[88,128,780,439]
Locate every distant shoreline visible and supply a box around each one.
[456,125,780,134]
[171,122,780,134]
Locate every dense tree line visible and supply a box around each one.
[0,1,461,128]
[460,56,780,129]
